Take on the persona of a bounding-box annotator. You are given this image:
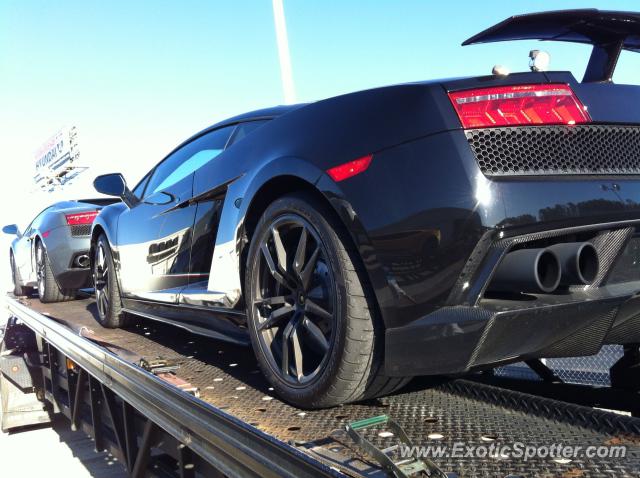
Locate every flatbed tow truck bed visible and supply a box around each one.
[3,294,640,477]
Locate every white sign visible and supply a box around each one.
[33,126,83,190]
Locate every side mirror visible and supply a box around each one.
[2,224,19,236]
[93,173,138,208]
[94,173,126,197]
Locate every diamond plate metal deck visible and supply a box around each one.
[16,296,640,477]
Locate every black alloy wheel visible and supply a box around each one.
[252,215,336,386]
[92,234,129,328]
[246,193,410,408]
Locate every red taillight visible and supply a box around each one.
[65,211,99,226]
[448,84,591,128]
[326,154,373,182]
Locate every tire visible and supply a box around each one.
[35,242,75,303]
[10,253,33,297]
[245,192,409,408]
[93,234,129,328]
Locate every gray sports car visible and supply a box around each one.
[4,199,117,302]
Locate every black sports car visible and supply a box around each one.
[91,9,640,408]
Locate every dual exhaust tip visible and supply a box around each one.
[489,242,599,295]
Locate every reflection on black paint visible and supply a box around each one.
[146,230,192,275]
[499,198,640,228]
[371,207,484,311]
[189,199,222,279]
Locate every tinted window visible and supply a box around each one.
[132,173,151,199]
[228,120,268,147]
[26,206,54,234]
[145,126,235,196]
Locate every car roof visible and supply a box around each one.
[50,199,115,210]
[212,104,306,128]
[165,104,307,160]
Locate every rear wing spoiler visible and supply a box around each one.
[77,198,121,207]
[463,9,640,82]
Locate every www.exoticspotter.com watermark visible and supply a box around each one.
[398,442,627,462]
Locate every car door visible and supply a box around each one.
[177,120,271,309]
[188,121,269,286]
[116,126,236,302]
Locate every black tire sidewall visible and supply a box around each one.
[245,195,350,407]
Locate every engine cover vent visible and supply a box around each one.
[465,125,640,176]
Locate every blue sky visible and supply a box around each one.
[0,1,638,234]
[2,2,638,174]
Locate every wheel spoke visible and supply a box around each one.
[271,227,288,275]
[300,247,320,291]
[293,228,308,279]
[258,305,295,331]
[97,246,104,270]
[301,317,330,353]
[261,243,292,289]
[305,299,332,321]
[280,319,296,376]
[98,292,106,315]
[291,325,304,381]
[253,295,289,306]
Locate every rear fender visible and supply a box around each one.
[206,157,324,307]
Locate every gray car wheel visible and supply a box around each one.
[35,241,74,303]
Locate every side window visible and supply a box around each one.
[145,126,235,196]
[28,207,53,233]
[227,120,268,147]
[132,173,151,199]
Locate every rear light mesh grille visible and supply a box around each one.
[70,224,92,237]
[465,125,640,176]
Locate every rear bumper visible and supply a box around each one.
[385,282,640,377]
[56,268,92,289]
[44,225,92,290]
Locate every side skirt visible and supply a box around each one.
[122,299,250,346]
